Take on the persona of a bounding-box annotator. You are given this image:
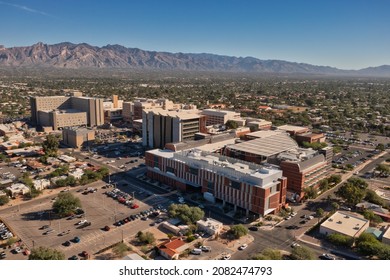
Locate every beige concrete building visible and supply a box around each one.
[320,211,369,238]
[30,91,104,130]
[103,95,123,123]
[62,127,95,149]
[142,108,206,149]
[122,101,133,122]
[196,218,223,237]
[201,109,241,126]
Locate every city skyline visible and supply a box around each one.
[1,0,390,70]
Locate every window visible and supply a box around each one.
[189,167,199,176]
[166,166,175,174]
[230,180,241,190]
[153,156,159,168]
[207,181,214,193]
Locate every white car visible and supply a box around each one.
[222,254,231,260]
[291,242,300,248]
[200,246,211,252]
[76,220,87,225]
[14,247,21,254]
[239,244,248,250]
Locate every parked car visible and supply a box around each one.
[291,242,300,248]
[248,226,259,231]
[222,254,231,260]
[286,225,299,230]
[238,244,248,250]
[68,255,79,260]
[320,253,336,260]
[81,251,90,259]
[73,236,80,243]
[191,249,202,255]
[76,220,87,225]
[103,225,110,231]
[200,246,211,252]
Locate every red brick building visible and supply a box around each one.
[145,149,287,216]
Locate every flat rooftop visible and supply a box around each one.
[227,132,298,157]
[146,108,201,120]
[277,124,309,132]
[147,148,282,187]
[202,109,240,115]
[197,138,237,153]
[246,130,285,139]
[321,211,369,237]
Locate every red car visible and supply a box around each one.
[103,225,110,231]
[81,251,89,259]
[131,204,139,209]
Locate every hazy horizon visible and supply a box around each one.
[1,0,390,70]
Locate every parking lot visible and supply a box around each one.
[78,141,146,173]
[0,178,175,259]
[332,147,375,169]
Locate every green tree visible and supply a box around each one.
[316,208,324,223]
[326,233,354,247]
[302,141,327,150]
[365,189,384,206]
[229,224,248,239]
[336,179,367,205]
[112,242,131,257]
[328,174,342,185]
[319,179,329,191]
[347,177,368,189]
[356,233,382,256]
[97,166,109,178]
[42,134,59,157]
[136,231,155,245]
[6,237,18,247]
[363,210,383,225]
[252,248,282,260]
[28,246,65,260]
[20,172,33,188]
[376,143,385,151]
[55,179,67,188]
[52,192,82,217]
[375,164,390,176]
[225,120,239,129]
[303,186,318,199]
[0,195,9,206]
[25,187,42,199]
[290,246,315,260]
[168,204,204,225]
[333,146,342,154]
[0,154,7,161]
[66,176,77,187]
[331,202,340,212]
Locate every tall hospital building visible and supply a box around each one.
[30,91,104,130]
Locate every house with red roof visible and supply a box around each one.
[157,238,188,260]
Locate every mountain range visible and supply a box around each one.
[0,42,389,76]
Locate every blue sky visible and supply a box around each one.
[0,0,389,69]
